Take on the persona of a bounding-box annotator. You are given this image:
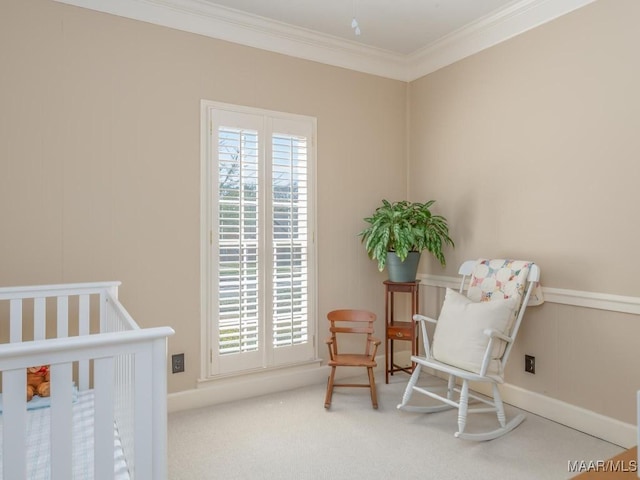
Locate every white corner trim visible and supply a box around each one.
[417,274,640,316]
[52,0,596,82]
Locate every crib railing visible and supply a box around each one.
[0,281,174,480]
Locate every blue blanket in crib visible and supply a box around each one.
[0,384,78,413]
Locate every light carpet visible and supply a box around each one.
[168,372,623,479]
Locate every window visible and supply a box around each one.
[201,101,316,377]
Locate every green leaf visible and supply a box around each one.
[359,199,454,270]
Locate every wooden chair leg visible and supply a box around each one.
[324,366,336,408]
[368,367,378,409]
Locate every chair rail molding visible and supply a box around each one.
[53,0,596,82]
[417,273,640,316]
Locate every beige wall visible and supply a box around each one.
[2,0,639,427]
[0,0,407,392]
[409,0,640,424]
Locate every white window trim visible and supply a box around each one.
[199,100,318,381]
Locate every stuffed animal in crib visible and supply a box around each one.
[26,365,51,402]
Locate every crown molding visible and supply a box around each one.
[407,0,597,80]
[53,0,596,82]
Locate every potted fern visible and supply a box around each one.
[359,199,454,282]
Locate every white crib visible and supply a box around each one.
[0,281,174,480]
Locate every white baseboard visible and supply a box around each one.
[168,356,387,413]
[169,363,326,413]
[471,380,636,448]
[169,353,635,448]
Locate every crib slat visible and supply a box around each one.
[9,299,22,343]
[2,369,27,480]
[78,294,90,390]
[152,337,170,479]
[50,363,73,480]
[34,297,46,340]
[94,357,115,480]
[100,292,107,333]
[57,296,69,338]
[134,347,154,479]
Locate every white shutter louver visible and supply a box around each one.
[217,127,260,355]
[272,134,309,348]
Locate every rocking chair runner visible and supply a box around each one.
[324,309,381,409]
[397,259,541,440]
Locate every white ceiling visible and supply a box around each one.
[54,0,596,81]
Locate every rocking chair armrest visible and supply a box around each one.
[369,337,382,346]
[478,329,513,376]
[413,314,437,324]
[413,314,436,359]
[482,328,512,343]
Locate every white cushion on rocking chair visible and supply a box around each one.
[432,288,519,375]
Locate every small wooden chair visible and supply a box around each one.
[324,309,381,409]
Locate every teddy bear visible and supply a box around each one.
[26,365,51,402]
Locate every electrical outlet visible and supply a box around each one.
[172,353,185,374]
[525,354,535,374]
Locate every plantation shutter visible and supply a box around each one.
[206,104,316,376]
[271,133,309,349]
[217,126,260,356]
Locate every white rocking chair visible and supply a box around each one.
[397,259,541,441]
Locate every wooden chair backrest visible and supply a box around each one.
[327,309,376,356]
